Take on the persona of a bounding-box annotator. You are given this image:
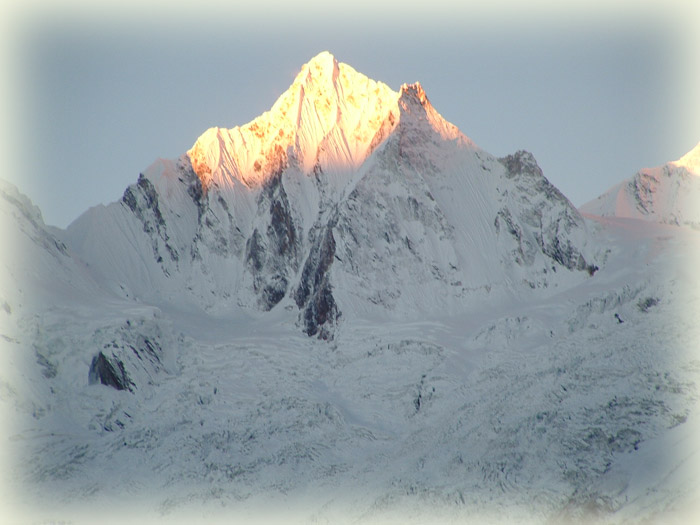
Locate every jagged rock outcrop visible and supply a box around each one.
[87,320,173,392]
[89,352,133,391]
[245,171,301,310]
[498,151,597,274]
[295,223,338,339]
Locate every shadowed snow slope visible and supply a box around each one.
[581,141,700,229]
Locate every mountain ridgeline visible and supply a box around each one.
[65,52,598,339]
[581,141,700,228]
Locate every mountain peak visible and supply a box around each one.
[398,81,463,143]
[296,51,339,81]
[185,53,474,192]
[187,53,400,189]
[64,51,599,339]
[400,82,428,105]
[581,140,700,227]
[672,141,700,174]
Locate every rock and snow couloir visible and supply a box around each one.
[580,141,700,228]
[65,51,598,338]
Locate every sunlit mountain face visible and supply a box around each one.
[1,52,699,524]
[188,51,401,188]
[186,52,463,193]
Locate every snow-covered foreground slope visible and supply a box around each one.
[581,142,700,229]
[2,179,699,523]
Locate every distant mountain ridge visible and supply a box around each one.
[581,142,700,228]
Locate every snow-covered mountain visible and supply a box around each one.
[580,142,700,228]
[2,52,699,524]
[65,51,597,339]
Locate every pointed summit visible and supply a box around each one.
[294,51,339,84]
[398,81,463,143]
[187,52,400,189]
[400,82,429,105]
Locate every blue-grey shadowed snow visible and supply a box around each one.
[11,6,696,228]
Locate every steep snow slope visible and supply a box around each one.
[65,52,597,338]
[581,141,700,228]
[0,178,96,310]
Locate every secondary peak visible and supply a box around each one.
[400,82,429,105]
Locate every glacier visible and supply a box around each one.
[1,52,699,524]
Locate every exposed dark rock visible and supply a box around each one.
[184,161,207,222]
[121,174,179,270]
[133,336,163,364]
[497,151,597,274]
[638,296,660,313]
[269,199,296,256]
[89,352,133,392]
[295,224,339,339]
[244,172,300,311]
[137,175,165,227]
[36,352,57,379]
[87,323,168,392]
[499,150,544,180]
[122,187,138,213]
[245,229,265,272]
[262,275,288,308]
[494,208,536,266]
[414,374,432,413]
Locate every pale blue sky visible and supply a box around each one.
[6,2,700,228]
